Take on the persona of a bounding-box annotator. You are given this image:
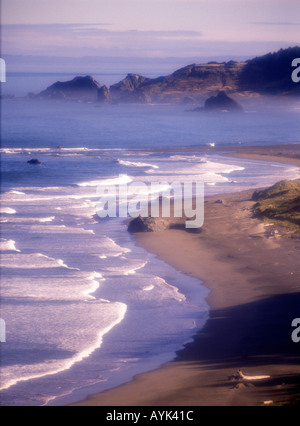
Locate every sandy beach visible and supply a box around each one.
[73,146,300,407]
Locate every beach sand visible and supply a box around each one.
[73,147,300,407]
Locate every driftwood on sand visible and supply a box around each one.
[235,370,270,381]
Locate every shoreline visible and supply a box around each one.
[72,147,300,406]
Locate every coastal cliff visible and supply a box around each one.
[34,46,300,103]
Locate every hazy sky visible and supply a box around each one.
[2,0,300,58]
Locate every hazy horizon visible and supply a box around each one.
[0,52,255,76]
[2,0,299,62]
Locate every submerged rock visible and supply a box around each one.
[27,159,42,165]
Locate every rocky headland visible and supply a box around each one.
[33,46,300,104]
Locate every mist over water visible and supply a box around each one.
[2,99,300,152]
[1,75,300,405]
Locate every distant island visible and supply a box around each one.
[32,46,300,104]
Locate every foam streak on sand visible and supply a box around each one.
[124,260,148,275]
[82,273,105,300]
[156,277,186,303]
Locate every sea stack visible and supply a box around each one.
[203,91,243,112]
[37,76,102,101]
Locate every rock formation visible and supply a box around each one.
[203,91,243,112]
[27,159,42,165]
[128,216,170,233]
[110,74,151,103]
[97,85,112,103]
[35,47,300,104]
[38,76,102,101]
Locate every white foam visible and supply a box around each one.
[0,239,20,252]
[0,302,128,392]
[10,224,95,235]
[144,158,245,186]
[0,207,16,214]
[38,217,56,223]
[100,258,148,276]
[169,155,207,163]
[82,272,105,300]
[99,252,124,259]
[143,285,154,292]
[79,174,132,188]
[9,191,26,195]
[1,271,103,302]
[103,237,131,256]
[118,159,159,169]
[124,260,148,276]
[222,167,246,174]
[0,253,78,270]
[2,216,56,224]
[155,277,186,303]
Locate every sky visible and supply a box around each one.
[1,0,300,59]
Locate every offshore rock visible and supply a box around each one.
[203,91,243,112]
[38,76,102,101]
[27,159,42,165]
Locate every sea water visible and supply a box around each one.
[1,85,300,405]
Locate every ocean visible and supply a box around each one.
[1,74,300,405]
